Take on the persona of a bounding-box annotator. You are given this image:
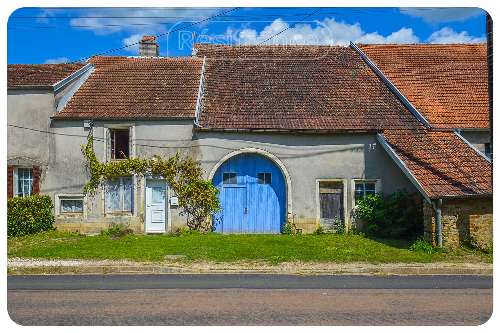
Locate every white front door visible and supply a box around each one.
[145,179,167,233]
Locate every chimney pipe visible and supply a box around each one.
[139,35,159,57]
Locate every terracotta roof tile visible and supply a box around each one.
[359,44,488,129]
[195,43,491,198]
[384,129,491,198]
[195,44,421,131]
[54,56,203,119]
[8,64,85,88]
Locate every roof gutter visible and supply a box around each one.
[350,42,432,130]
[194,56,207,128]
[195,127,383,134]
[376,133,432,204]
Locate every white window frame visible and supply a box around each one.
[13,167,33,197]
[55,194,86,217]
[104,176,134,215]
[351,179,381,208]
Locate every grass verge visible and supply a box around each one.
[8,230,492,264]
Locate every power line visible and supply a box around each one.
[257,8,323,45]
[68,7,239,63]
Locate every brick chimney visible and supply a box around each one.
[139,35,159,57]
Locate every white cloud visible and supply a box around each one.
[122,34,143,53]
[230,18,420,46]
[427,27,485,44]
[69,8,220,35]
[67,8,221,55]
[44,57,70,64]
[400,8,485,23]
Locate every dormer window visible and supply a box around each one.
[109,128,129,159]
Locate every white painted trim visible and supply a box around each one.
[53,63,93,92]
[454,130,492,163]
[13,166,33,198]
[55,65,95,112]
[144,177,169,234]
[376,133,432,203]
[315,179,348,231]
[208,147,293,217]
[194,56,207,126]
[350,178,381,213]
[350,42,432,129]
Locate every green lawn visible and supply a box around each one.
[7,231,492,264]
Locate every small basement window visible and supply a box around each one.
[354,181,377,203]
[110,128,130,159]
[257,172,272,184]
[223,172,237,184]
[60,197,84,214]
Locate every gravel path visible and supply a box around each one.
[8,257,492,275]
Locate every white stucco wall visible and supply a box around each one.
[193,131,416,231]
[7,89,54,167]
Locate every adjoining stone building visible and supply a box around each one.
[7,37,492,248]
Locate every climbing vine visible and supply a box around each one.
[82,134,220,231]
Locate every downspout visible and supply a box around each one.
[432,198,443,248]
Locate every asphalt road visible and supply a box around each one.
[7,274,493,325]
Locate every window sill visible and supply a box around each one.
[58,212,84,217]
[105,212,134,217]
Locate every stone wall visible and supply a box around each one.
[423,197,492,250]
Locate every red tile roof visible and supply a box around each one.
[384,129,491,198]
[359,44,489,129]
[8,64,85,88]
[45,44,491,199]
[54,56,203,119]
[195,43,491,198]
[195,44,421,131]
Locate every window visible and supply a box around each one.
[484,143,492,159]
[105,177,133,213]
[15,168,33,197]
[257,172,272,184]
[60,197,84,214]
[354,181,376,203]
[109,128,130,159]
[223,172,237,184]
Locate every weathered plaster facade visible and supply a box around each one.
[9,115,417,234]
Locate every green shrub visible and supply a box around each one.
[333,218,345,234]
[313,225,325,235]
[282,220,295,235]
[353,191,423,239]
[409,238,436,254]
[100,222,133,239]
[173,226,202,236]
[8,195,55,238]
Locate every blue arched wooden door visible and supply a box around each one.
[212,153,286,233]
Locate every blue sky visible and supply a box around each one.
[7,7,487,64]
